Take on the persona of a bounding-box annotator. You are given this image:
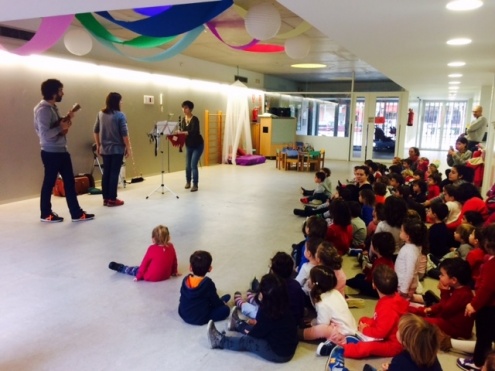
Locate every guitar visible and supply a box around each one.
[59,103,81,135]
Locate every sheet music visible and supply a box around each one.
[156,121,178,135]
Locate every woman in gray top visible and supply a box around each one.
[93,92,131,207]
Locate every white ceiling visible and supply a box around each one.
[1,0,494,101]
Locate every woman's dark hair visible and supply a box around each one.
[102,92,122,114]
[355,165,370,175]
[452,165,475,183]
[402,218,428,247]
[455,182,482,203]
[383,196,408,228]
[181,100,194,110]
[257,273,289,320]
[41,79,63,100]
[410,147,420,157]
[329,199,351,227]
[456,136,468,145]
[360,189,376,206]
[309,265,337,303]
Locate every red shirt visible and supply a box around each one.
[412,286,474,339]
[427,184,440,200]
[471,255,495,311]
[447,197,489,231]
[365,256,395,283]
[375,195,386,205]
[136,243,178,282]
[466,247,485,285]
[326,224,353,255]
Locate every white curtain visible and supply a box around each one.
[222,80,253,164]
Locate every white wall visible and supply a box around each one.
[295,135,350,161]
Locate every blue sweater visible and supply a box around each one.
[178,275,225,325]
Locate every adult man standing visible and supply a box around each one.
[465,105,487,152]
[34,79,94,222]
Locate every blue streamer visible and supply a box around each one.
[97,0,233,37]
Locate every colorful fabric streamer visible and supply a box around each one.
[76,13,175,48]
[133,6,171,16]
[96,0,233,37]
[0,15,73,56]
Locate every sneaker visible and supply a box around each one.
[40,212,64,223]
[207,320,224,349]
[316,340,335,356]
[220,294,231,303]
[347,297,365,308]
[108,262,124,272]
[184,182,191,189]
[345,335,360,344]
[72,212,95,222]
[227,307,241,331]
[293,208,307,217]
[191,184,198,192]
[348,248,363,257]
[423,290,441,307]
[363,365,378,371]
[457,358,481,371]
[300,197,309,204]
[325,345,345,371]
[107,199,124,207]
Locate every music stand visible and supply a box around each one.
[146,120,179,200]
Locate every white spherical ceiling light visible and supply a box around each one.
[285,35,311,59]
[64,29,93,56]
[245,3,281,41]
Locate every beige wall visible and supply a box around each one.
[0,53,264,204]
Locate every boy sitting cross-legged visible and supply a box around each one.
[178,250,230,325]
[317,265,409,360]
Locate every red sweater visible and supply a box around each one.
[412,286,474,339]
[466,247,485,285]
[136,243,178,282]
[326,224,353,255]
[471,255,495,311]
[365,256,395,283]
[427,185,440,200]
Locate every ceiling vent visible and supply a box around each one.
[0,25,34,41]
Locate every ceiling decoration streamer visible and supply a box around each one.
[76,13,176,48]
[0,15,73,55]
[133,6,172,16]
[96,0,233,37]
[90,25,204,62]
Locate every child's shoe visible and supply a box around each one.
[300,197,309,204]
[293,208,307,217]
[325,345,347,371]
[345,335,360,344]
[207,320,224,349]
[457,357,481,371]
[246,290,257,304]
[108,262,124,272]
[363,365,378,371]
[348,248,363,257]
[227,307,241,331]
[220,294,231,303]
[250,277,260,292]
[316,340,335,356]
[346,297,365,308]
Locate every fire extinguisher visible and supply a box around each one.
[252,107,259,122]
[407,108,414,126]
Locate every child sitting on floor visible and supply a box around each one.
[410,258,474,350]
[300,170,331,205]
[108,225,180,282]
[295,237,322,296]
[315,241,346,297]
[347,232,395,298]
[178,250,230,325]
[318,265,409,360]
[301,167,332,198]
[364,314,442,371]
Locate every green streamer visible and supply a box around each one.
[75,13,176,48]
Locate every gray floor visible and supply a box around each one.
[0,161,462,371]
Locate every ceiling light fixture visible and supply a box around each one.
[448,73,463,78]
[448,61,466,67]
[447,38,472,45]
[446,0,483,11]
[449,81,461,84]
[291,63,326,69]
[449,86,460,90]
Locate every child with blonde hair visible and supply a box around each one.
[364,314,442,371]
[108,225,179,281]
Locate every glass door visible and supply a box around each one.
[351,93,402,162]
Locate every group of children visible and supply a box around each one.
[102,151,495,370]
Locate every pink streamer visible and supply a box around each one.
[0,15,74,56]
